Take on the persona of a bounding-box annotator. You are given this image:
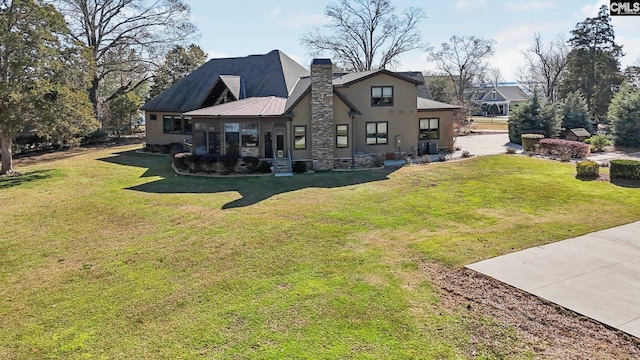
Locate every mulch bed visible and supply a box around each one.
[420,261,640,359]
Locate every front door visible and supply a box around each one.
[264,131,273,158]
[275,127,286,158]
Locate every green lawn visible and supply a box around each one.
[1,144,639,359]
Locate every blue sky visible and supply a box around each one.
[187,0,640,81]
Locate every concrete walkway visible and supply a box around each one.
[456,134,521,156]
[467,221,640,338]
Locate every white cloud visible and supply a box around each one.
[206,50,233,60]
[279,12,330,28]
[505,0,556,12]
[580,0,607,17]
[455,0,487,11]
[271,7,282,19]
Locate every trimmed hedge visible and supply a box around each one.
[610,159,640,180]
[242,156,259,174]
[521,134,544,152]
[258,160,271,173]
[576,160,599,179]
[537,139,591,158]
[292,161,307,174]
[173,152,192,170]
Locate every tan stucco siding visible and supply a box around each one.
[333,97,353,159]
[290,93,312,160]
[338,74,419,154]
[417,109,455,151]
[145,111,191,145]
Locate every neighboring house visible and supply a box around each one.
[142,50,458,172]
[566,128,591,142]
[469,84,530,116]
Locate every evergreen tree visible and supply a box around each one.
[561,5,623,123]
[561,91,592,133]
[148,44,207,100]
[0,0,95,175]
[508,92,560,144]
[609,85,640,147]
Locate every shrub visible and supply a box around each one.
[417,155,431,164]
[610,159,640,180]
[195,154,218,172]
[173,152,191,170]
[219,153,239,173]
[521,134,544,152]
[584,134,612,152]
[185,154,199,170]
[81,129,109,145]
[292,161,307,174]
[157,144,171,154]
[242,156,259,173]
[257,160,271,174]
[505,147,517,154]
[576,160,599,179]
[537,139,591,158]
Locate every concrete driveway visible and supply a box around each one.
[467,221,640,338]
[455,133,520,156]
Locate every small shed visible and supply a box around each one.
[566,128,591,142]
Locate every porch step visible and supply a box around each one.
[273,158,292,176]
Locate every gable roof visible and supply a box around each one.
[477,85,529,102]
[218,75,243,100]
[332,69,422,87]
[495,85,529,101]
[184,97,287,117]
[283,76,361,116]
[142,50,309,112]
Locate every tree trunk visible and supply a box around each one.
[89,75,101,125]
[0,134,14,175]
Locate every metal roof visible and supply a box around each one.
[184,97,287,117]
[568,128,592,137]
[417,97,459,110]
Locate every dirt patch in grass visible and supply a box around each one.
[420,261,640,359]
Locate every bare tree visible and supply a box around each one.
[301,0,425,71]
[518,33,568,102]
[55,0,197,119]
[487,67,503,87]
[428,35,496,102]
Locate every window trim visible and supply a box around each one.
[371,86,394,106]
[419,118,440,140]
[336,124,349,148]
[162,115,192,135]
[365,121,388,145]
[293,125,307,150]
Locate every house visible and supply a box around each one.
[142,50,458,172]
[566,128,591,142]
[469,84,530,116]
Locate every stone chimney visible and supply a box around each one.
[310,58,334,171]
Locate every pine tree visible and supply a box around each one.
[148,44,207,100]
[561,5,623,123]
[561,91,592,133]
[508,92,560,144]
[610,85,640,147]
